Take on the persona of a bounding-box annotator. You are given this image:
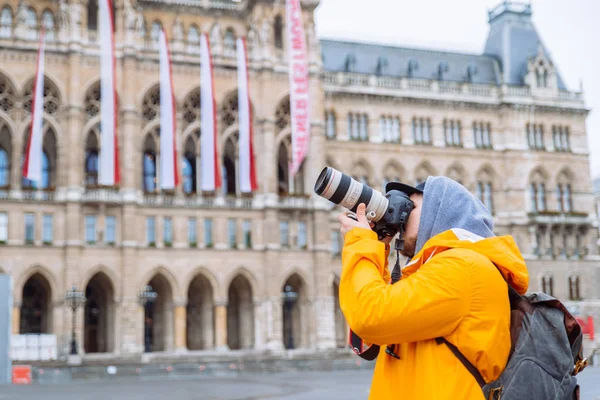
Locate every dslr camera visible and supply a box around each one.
[314,167,416,241]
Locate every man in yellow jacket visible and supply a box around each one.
[338,176,529,400]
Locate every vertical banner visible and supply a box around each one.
[200,33,221,192]
[23,29,46,183]
[98,0,120,186]
[159,29,179,190]
[286,0,311,177]
[236,37,257,194]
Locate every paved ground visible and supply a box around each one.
[1,367,600,399]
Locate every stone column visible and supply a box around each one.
[173,299,187,352]
[12,302,21,334]
[215,301,228,350]
[265,296,283,351]
[528,225,538,256]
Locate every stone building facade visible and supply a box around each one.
[0,0,597,359]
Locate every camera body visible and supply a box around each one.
[372,190,414,240]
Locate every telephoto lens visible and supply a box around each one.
[314,167,389,222]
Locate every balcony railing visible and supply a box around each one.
[324,72,584,104]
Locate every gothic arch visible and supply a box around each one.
[279,268,312,298]
[21,74,63,114]
[138,82,160,120]
[80,265,120,300]
[528,165,549,183]
[0,70,18,96]
[140,267,181,299]
[222,267,260,301]
[414,160,437,184]
[556,166,575,184]
[181,266,220,303]
[14,265,59,303]
[445,162,466,186]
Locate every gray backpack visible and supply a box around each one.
[438,287,588,400]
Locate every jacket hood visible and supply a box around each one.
[405,228,529,295]
[416,176,495,256]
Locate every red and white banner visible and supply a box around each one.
[159,29,179,190]
[98,0,120,186]
[23,29,46,183]
[286,0,311,177]
[236,37,257,194]
[200,33,221,192]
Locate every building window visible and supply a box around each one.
[526,123,545,150]
[26,7,36,41]
[541,275,554,296]
[412,117,431,145]
[331,230,341,256]
[204,218,213,248]
[568,275,581,301]
[0,7,12,39]
[182,153,196,194]
[444,119,462,147]
[297,221,307,249]
[24,213,34,244]
[85,215,97,244]
[347,113,368,141]
[41,11,55,42]
[476,182,494,213]
[326,111,336,139]
[0,145,8,188]
[105,216,116,245]
[224,28,236,55]
[243,219,251,249]
[380,116,401,143]
[143,151,157,193]
[556,184,573,213]
[187,25,201,53]
[280,221,289,247]
[274,15,283,50]
[163,217,173,247]
[530,182,546,212]
[42,214,52,245]
[146,217,156,246]
[87,0,98,31]
[188,217,197,246]
[473,122,492,149]
[227,219,237,249]
[0,212,8,243]
[553,125,571,152]
[22,152,51,190]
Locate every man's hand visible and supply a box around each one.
[338,203,396,245]
[338,203,371,237]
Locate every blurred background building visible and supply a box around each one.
[0,0,596,362]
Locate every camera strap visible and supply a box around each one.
[349,330,381,361]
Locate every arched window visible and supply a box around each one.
[182,134,198,195]
[568,275,581,301]
[541,275,553,296]
[276,136,304,197]
[529,169,547,212]
[476,168,494,213]
[85,128,100,187]
[0,125,10,188]
[22,125,56,190]
[41,10,55,42]
[187,25,200,53]
[224,28,235,55]
[0,7,12,39]
[274,15,283,50]
[222,136,237,196]
[87,0,98,31]
[142,132,158,193]
[26,7,37,41]
[325,110,336,139]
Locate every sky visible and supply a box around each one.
[314,0,600,178]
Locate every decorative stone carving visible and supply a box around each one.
[171,17,184,53]
[69,2,82,40]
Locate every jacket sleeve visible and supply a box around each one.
[339,228,472,345]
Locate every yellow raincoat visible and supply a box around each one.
[340,227,529,400]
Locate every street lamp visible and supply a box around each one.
[138,285,158,353]
[281,285,298,350]
[65,285,86,355]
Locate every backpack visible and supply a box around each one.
[438,285,588,400]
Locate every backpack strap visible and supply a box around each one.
[435,337,486,387]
